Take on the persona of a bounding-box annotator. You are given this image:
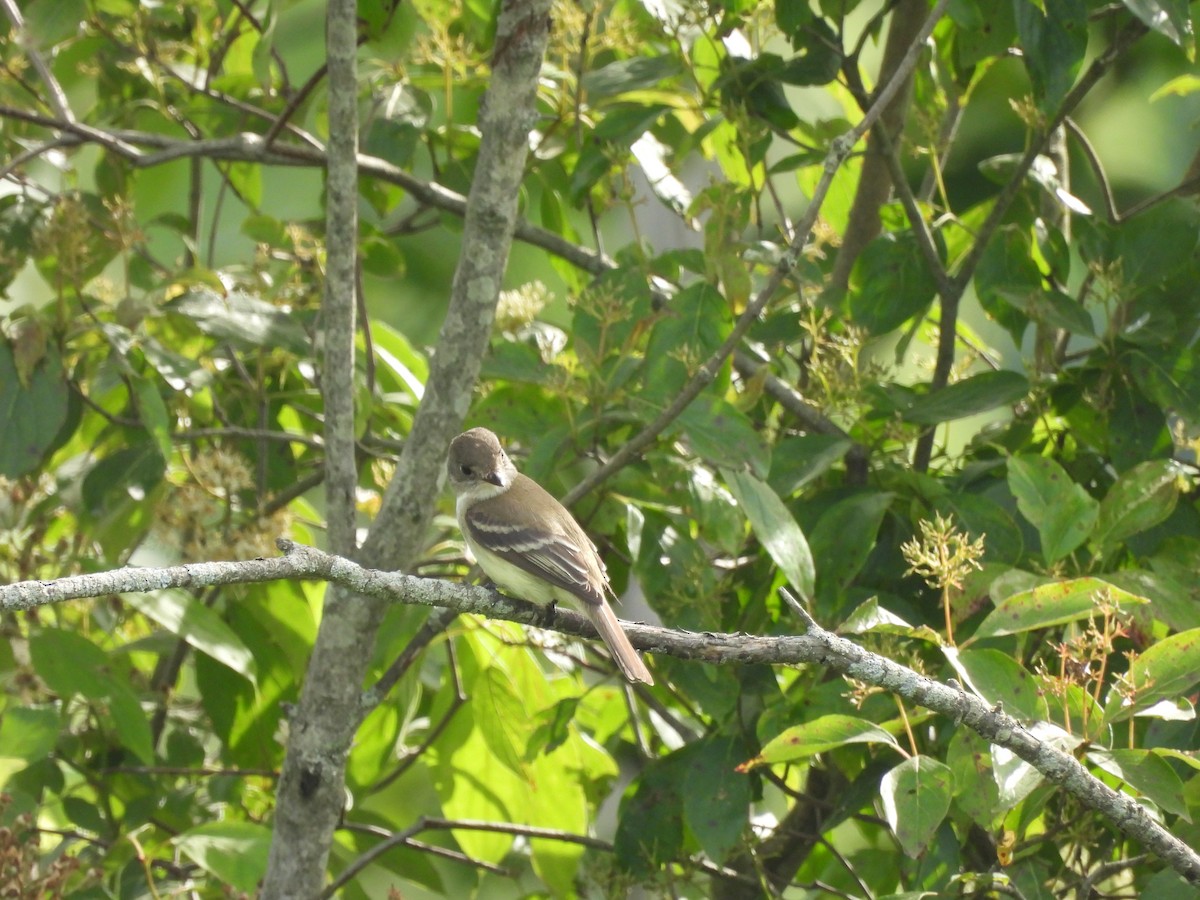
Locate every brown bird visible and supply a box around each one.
[446,427,653,685]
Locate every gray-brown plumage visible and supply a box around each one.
[447,427,653,685]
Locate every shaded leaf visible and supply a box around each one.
[722,468,814,599]
[167,289,310,355]
[1007,455,1098,563]
[901,371,1030,426]
[1093,460,1180,555]
[850,232,938,335]
[1088,749,1189,819]
[683,735,752,862]
[0,343,69,478]
[944,648,1046,723]
[808,492,893,597]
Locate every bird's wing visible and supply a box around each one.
[464,503,606,607]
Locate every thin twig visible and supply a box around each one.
[561,0,951,507]
[0,0,75,123]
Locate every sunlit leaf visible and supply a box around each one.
[973,577,1149,639]
[880,756,953,857]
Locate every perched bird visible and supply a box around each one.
[446,427,653,685]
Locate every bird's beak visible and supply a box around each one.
[484,471,504,486]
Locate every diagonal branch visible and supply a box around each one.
[563,0,950,507]
[0,0,75,123]
[3,540,1198,886]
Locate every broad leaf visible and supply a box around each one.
[174,822,272,893]
[0,342,69,478]
[901,371,1030,426]
[974,577,1149,640]
[880,756,953,857]
[125,591,258,685]
[722,468,814,599]
[746,715,900,768]
[1007,456,1098,563]
[1093,460,1180,555]
[1105,628,1200,724]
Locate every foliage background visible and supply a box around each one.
[2,0,1200,896]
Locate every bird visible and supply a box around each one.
[446,427,654,685]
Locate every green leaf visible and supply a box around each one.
[947,731,1000,823]
[1093,460,1180,555]
[1007,455,1098,563]
[933,492,1024,565]
[901,371,1030,426]
[993,721,1084,807]
[720,55,801,129]
[1014,0,1088,110]
[1088,749,1189,819]
[1109,199,1200,287]
[681,398,770,478]
[581,56,681,98]
[839,598,943,643]
[880,756,953,857]
[751,714,899,767]
[808,492,893,597]
[473,666,528,779]
[1105,628,1200,723]
[954,0,1016,68]
[101,675,155,764]
[721,468,814,599]
[1121,0,1194,53]
[1104,567,1200,632]
[1151,74,1200,99]
[974,225,1036,346]
[28,628,110,698]
[174,822,272,893]
[0,706,60,763]
[132,376,173,461]
[0,342,69,478]
[615,752,688,875]
[973,577,1149,640]
[682,735,752,862]
[1000,288,1095,337]
[124,590,258,685]
[593,103,671,143]
[643,283,732,403]
[767,435,852,497]
[23,0,87,46]
[167,288,310,355]
[944,648,1046,722]
[849,232,938,335]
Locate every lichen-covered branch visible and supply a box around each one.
[3,541,1197,887]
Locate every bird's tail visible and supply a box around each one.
[586,600,654,685]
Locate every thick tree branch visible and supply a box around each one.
[320,0,360,557]
[260,0,554,895]
[3,541,1198,886]
[260,0,360,893]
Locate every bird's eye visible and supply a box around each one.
[459,464,472,476]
